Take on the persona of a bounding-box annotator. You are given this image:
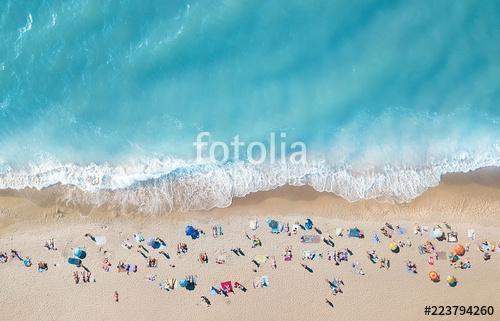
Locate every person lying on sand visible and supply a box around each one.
[406,261,417,273]
[199,252,208,263]
[37,261,48,272]
[234,281,247,292]
[0,252,8,263]
[10,250,22,261]
[102,258,111,272]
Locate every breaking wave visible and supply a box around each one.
[1,146,499,213]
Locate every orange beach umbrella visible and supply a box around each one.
[429,271,440,282]
[453,244,465,256]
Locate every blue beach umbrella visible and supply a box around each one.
[73,248,86,259]
[68,257,82,266]
[268,220,279,229]
[147,237,161,248]
[185,225,200,239]
[179,279,188,288]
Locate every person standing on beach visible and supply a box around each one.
[114,291,119,302]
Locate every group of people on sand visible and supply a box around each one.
[73,271,93,284]
[0,251,9,263]
[2,218,498,310]
[199,252,208,263]
[176,242,188,254]
[44,239,57,251]
[117,261,137,274]
[147,257,158,267]
[328,249,352,265]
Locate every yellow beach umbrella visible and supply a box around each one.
[389,242,399,252]
[447,275,457,287]
[254,255,268,264]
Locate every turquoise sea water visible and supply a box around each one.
[1,1,499,212]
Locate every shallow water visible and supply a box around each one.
[0,1,499,211]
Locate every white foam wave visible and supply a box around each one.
[1,146,500,213]
[17,13,33,38]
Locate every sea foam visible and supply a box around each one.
[1,147,499,213]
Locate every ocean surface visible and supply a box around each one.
[1,1,499,212]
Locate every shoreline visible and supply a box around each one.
[1,168,499,321]
[1,167,500,228]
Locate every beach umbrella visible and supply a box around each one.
[453,244,465,256]
[429,271,440,282]
[447,275,457,287]
[68,257,82,266]
[448,253,459,262]
[432,228,444,239]
[254,255,268,264]
[73,247,86,259]
[179,279,188,288]
[268,220,279,229]
[389,242,399,252]
[185,225,200,239]
[146,237,156,247]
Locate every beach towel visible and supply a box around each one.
[397,227,407,235]
[304,219,313,230]
[249,219,258,230]
[94,236,107,246]
[254,255,268,264]
[335,228,343,237]
[467,229,475,240]
[348,228,363,238]
[221,281,233,293]
[134,233,144,242]
[371,234,380,244]
[302,250,321,260]
[447,232,458,243]
[436,251,447,260]
[300,235,321,244]
[260,276,269,288]
[210,287,219,296]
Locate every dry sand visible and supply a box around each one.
[0,169,499,321]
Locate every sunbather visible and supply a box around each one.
[37,261,48,272]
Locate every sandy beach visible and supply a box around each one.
[1,170,499,321]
